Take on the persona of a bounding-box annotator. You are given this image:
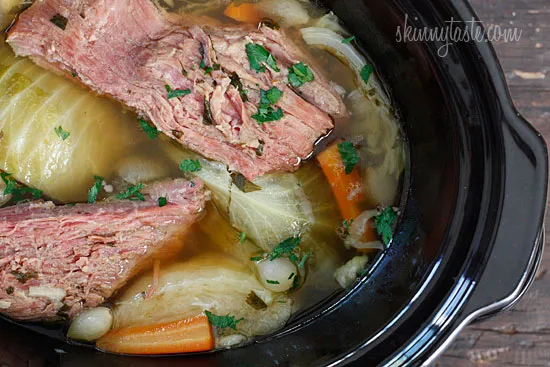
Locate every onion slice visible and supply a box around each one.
[344,210,384,250]
[300,27,390,105]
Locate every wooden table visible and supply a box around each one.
[434,1,550,366]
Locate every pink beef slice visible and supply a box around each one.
[7,0,347,180]
[0,179,208,321]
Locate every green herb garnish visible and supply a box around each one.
[298,250,312,269]
[270,237,301,260]
[165,85,191,99]
[238,232,247,244]
[116,183,145,201]
[246,43,280,73]
[5,286,13,295]
[204,310,243,330]
[266,280,280,285]
[87,176,103,204]
[288,273,295,280]
[10,270,38,284]
[342,36,356,44]
[251,88,284,124]
[343,219,354,237]
[138,118,160,139]
[158,197,167,207]
[375,207,398,245]
[250,256,264,262]
[288,62,314,87]
[179,159,202,173]
[337,141,359,174]
[1,172,42,203]
[50,14,68,30]
[360,64,373,85]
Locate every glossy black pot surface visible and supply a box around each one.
[0,0,547,366]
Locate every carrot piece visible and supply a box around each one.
[317,143,365,221]
[224,2,263,24]
[96,315,214,355]
[317,143,378,244]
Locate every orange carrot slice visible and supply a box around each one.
[96,315,214,355]
[224,2,263,24]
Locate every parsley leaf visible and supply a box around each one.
[251,88,284,124]
[138,118,159,139]
[179,159,202,173]
[238,232,246,244]
[165,85,191,99]
[54,126,70,140]
[87,175,103,204]
[270,237,300,260]
[246,43,280,73]
[266,280,280,285]
[360,64,373,85]
[298,250,312,269]
[158,197,167,207]
[375,207,398,245]
[116,183,145,201]
[342,35,356,44]
[337,141,359,174]
[204,310,243,330]
[250,256,264,262]
[229,72,248,102]
[288,62,314,87]
[0,173,43,203]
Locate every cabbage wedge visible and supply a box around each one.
[0,45,144,202]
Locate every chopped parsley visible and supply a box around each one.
[54,125,70,140]
[266,280,280,285]
[342,36,356,44]
[5,286,14,295]
[179,159,202,173]
[250,256,264,262]
[165,85,191,99]
[204,310,243,330]
[1,172,42,203]
[298,250,312,269]
[238,232,246,244]
[337,141,359,174]
[229,72,248,102]
[200,60,220,75]
[288,273,295,280]
[252,88,284,124]
[158,197,167,207]
[245,43,280,73]
[270,237,301,260]
[343,219,354,238]
[116,184,145,201]
[360,64,373,85]
[138,118,159,139]
[87,176,103,204]
[50,14,68,30]
[231,172,261,193]
[288,62,314,87]
[375,207,398,245]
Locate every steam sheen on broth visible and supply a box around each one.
[0,0,405,353]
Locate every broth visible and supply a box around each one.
[0,0,405,352]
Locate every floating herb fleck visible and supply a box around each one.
[204,310,243,330]
[6,286,14,295]
[87,175,103,204]
[298,250,312,269]
[229,72,249,102]
[238,232,246,244]
[266,280,280,285]
[158,197,167,207]
[116,183,145,201]
[337,141,359,174]
[270,237,301,261]
[375,207,398,245]
[179,159,202,173]
[138,118,160,139]
[1,172,42,203]
[342,36,356,44]
[360,64,373,85]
